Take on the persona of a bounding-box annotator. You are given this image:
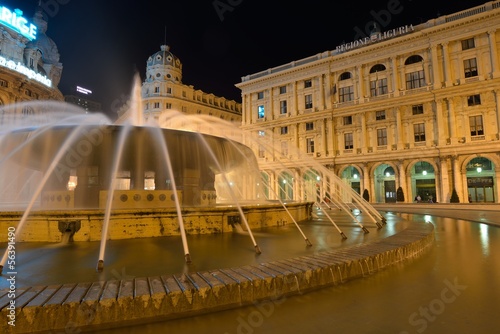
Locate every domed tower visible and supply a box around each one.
[145,45,182,84]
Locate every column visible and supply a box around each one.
[390,56,399,96]
[488,30,499,78]
[452,156,464,201]
[320,74,326,109]
[395,107,403,149]
[430,44,441,89]
[442,42,452,86]
[322,118,327,156]
[360,113,367,153]
[398,160,407,202]
[494,90,500,139]
[438,157,450,203]
[435,98,447,145]
[292,81,298,116]
[446,98,457,144]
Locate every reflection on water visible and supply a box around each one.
[2,210,498,333]
[91,212,500,334]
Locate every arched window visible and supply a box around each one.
[370,64,386,73]
[405,55,423,65]
[339,72,352,80]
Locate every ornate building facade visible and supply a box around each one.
[116,45,242,129]
[0,4,63,112]
[237,1,500,204]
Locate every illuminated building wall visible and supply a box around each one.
[237,1,500,204]
[0,4,63,110]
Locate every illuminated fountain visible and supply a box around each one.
[0,76,385,276]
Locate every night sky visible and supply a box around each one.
[2,0,490,118]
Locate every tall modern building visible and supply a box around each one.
[116,45,242,128]
[0,4,63,110]
[237,1,500,204]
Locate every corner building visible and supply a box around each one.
[237,1,500,204]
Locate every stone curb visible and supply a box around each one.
[0,221,435,333]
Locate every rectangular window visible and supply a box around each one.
[343,116,353,125]
[280,100,287,114]
[306,138,315,153]
[344,133,353,149]
[370,78,388,96]
[258,105,265,119]
[167,87,172,94]
[413,123,426,142]
[279,85,287,94]
[406,70,425,89]
[257,91,264,99]
[166,103,172,109]
[304,79,312,88]
[470,115,484,136]
[464,58,478,78]
[182,91,187,97]
[376,110,386,120]
[280,126,288,135]
[305,94,313,109]
[467,94,481,106]
[412,104,424,115]
[339,86,354,102]
[281,141,288,157]
[154,87,160,93]
[154,102,160,108]
[461,38,475,50]
[377,128,387,146]
[305,122,314,131]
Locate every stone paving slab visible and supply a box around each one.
[0,221,435,334]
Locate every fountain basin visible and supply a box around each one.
[0,202,313,243]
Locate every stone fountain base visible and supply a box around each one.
[0,219,434,333]
[0,202,313,242]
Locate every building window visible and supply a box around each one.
[412,104,424,115]
[154,86,160,93]
[376,110,386,120]
[339,72,352,80]
[154,102,160,108]
[305,122,314,131]
[377,128,387,146]
[167,87,172,94]
[281,141,288,157]
[0,80,8,87]
[470,115,484,136]
[257,91,264,99]
[166,103,172,109]
[306,138,315,153]
[344,133,353,149]
[406,70,425,89]
[305,94,313,109]
[280,100,287,114]
[280,126,288,135]
[464,58,478,78]
[257,105,265,119]
[468,94,481,106]
[461,38,475,50]
[304,79,312,88]
[279,85,286,94]
[370,78,388,96]
[339,86,354,102]
[343,116,353,125]
[405,55,423,65]
[413,123,426,142]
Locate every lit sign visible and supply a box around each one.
[335,25,414,54]
[76,86,92,95]
[0,55,52,87]
[0,5,37,40]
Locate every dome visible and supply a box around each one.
[147,45,182,69]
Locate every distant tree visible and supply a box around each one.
[396,186,405,202]
[450,189,460,203]
[362,189,370,202]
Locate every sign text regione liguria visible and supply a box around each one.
[0,5,37,40]
[335,25,414,54]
